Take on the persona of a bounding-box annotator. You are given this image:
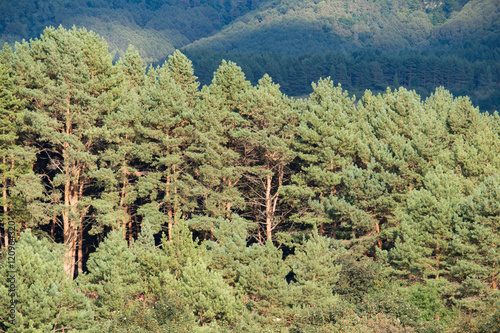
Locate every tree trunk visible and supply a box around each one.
[266,164,284,242]
[62,158,82,279]
[63,219,76,279]
[128,219,133,243]
[77,225,83,275]
[51,214,56,237]
[119,168,130,239]
[167,209,173,243]
[265,174,273,241]
[223,177,233,219]
[63,175,74,278]
[375,221,382,248]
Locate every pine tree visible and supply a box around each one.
[136,62,196,240]
[343,87,437,249]
[132,219,166,295]
[161,218,207,277]
[283,78,360,235]
[238,241,292,319]
[186,60,249,231]
[0,230,93,331]
[206,214,253,285]
[77,228,143,320]
[288,230,342,310]
[13,26,120,278]
[178,260,241,325]
[234,74,299,241]
[92,45,145,240]
[0,53,43,249]
[389,166,465,279]
[167,50,200,104]
[450,175,500,297]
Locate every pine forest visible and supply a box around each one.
[1,24,500,332]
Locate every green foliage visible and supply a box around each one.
[0,57,43,235]
[1,24,500,332]
[206,215,253,285]
[187,47,500,112]
[407,279,455,324]
[77,229,143,320]
[2,0,500,110]
[161,218,208,276]
[178,260,241,325]
[96,291,196,333]
[333,253,387,304]
[0,230,93,331]
[238,241,293,319]
[358,288,421,328]
[288,230,342,310]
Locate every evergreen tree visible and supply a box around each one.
[167,50,200,104]
[450,175,500,300]
[206,214,253,285]
[238,241,292,320]
[0,58,43,248]
[186,60,249,231]
[77,229,143,320]
[234,74,298,241]
[136,61,196,240]
[288,231,342,310]
[91,45,145,239]
[161,218,207,277]
[389,166,464,279]
[0,230,93,331]
[284,78,360,235]
[13,26,120,278]
[178,260,241,325]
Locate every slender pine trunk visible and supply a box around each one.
[265,174,273,241]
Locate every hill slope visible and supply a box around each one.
[183,0,485,54]
[1,0,497,60]
[0,0,270,62]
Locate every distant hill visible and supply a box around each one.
[1,0,498,61]
[183,0,500,54]
[1,0,499,111]
[0,0,270,62]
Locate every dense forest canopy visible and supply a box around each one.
[1,26,500,332]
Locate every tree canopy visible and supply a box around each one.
[1,26,499,332]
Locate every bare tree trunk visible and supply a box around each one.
[265,174,273,241]
[119,168,130,239]
[128,219,133,243]
[63,220,76,279]
[77,225,83,275]
[62,159,82,279]
[265,164,284,242]
[222,177,234,219]
[63,175,76,279]
[62,97,77,279]
[51,214,56,237]
[167,210,173,243]
[375,221,382,248]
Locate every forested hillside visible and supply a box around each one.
[1,0,499,111]
[0,0,269,62]
[3,0,496,58]
[1,26,500,332]
[184,42,500,112]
